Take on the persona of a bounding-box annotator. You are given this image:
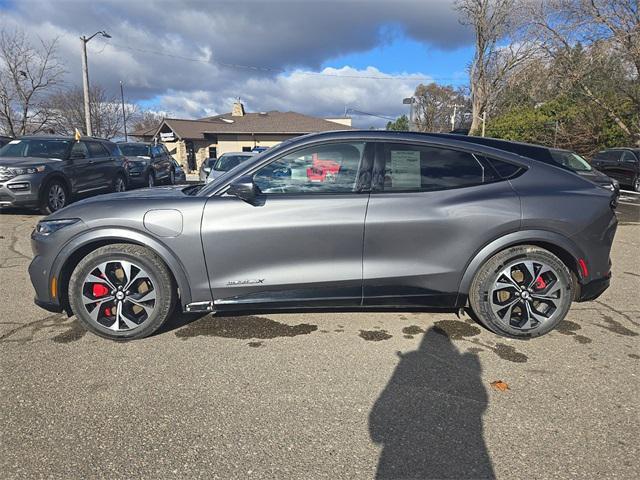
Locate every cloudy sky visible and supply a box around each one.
[0,0,474,127]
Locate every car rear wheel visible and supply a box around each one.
[168,168,175,185]
[68,244,176,340]
[633,174,640,192]
[469,245,573,338]
[39,179,68,214]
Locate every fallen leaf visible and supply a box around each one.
[490,380,510,391]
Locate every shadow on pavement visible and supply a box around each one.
[369,327,495,479]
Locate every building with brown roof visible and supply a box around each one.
[132,101,352,172]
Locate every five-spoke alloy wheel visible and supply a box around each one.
[470,245,573,338]
[69,244,175,340]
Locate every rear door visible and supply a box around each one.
[151,144,170,180]
[69,141,95,192]
[86,141,113,190]
[201,141,373,308]
[362,142,521,307]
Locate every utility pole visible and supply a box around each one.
[403,97,416,131]
[450,104,463,132]
[120,81,128,142]
[80,30,111,137]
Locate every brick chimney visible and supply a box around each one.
[232,99,245,117]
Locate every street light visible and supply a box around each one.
[80,30,111,137]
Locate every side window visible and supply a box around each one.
[87,141,109,158]
[484,157,524,179]
[70,141,89,159]
[152,145,165,158]
[378,143,498,192]
[621,151,637,163]
[254,142,366,194]
[609,151,623,161]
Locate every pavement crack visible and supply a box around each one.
[594,300,640,327]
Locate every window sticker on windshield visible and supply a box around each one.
[8,140,21,144]
[390,150,421,189]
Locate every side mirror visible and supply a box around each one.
[228,175,259,205]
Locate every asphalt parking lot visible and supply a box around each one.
[1,195,638,479]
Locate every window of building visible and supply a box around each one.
[208,147,217,159]
[254,142,365,194]
[242,146,252,152]
[377,143,498,192]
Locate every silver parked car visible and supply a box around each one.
[205,152,255,183]
[29,131,617,340]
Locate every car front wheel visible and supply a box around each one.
[40,179,68,214]
[469,245,573,338]
[68,244,176,340]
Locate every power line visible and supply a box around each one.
[94,39,465,83]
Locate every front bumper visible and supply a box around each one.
[0,175,42,208]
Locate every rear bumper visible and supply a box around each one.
[577,274,611,302]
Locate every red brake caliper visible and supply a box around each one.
[92,283,113,316]
[92,283,109,297]
[534,276,547,290]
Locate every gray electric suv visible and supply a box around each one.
[28,131,618,340]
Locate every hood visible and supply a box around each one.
[46,185,194,221]
[0,156,64,168]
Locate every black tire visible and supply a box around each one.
[68,244,176,340]
[469,245,573,339]
[39,178,68,214]
[113,174,127,193]
[147,171,155,188]
[633,174,640,193]
[167,168,175,185]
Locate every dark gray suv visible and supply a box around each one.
[29,131,618,340]
[0,136,128,213]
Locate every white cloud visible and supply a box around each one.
[151,66,428,127]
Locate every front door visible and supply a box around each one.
[363,142,521,307]
[201,141,373,309]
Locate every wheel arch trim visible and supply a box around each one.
[456,229,585,306]
[51,227,192,312]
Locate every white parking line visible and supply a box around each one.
[620,189,640,195]
[619,201,640,206]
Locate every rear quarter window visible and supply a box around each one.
[484,157,525,179]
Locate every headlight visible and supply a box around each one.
[9,165,45,175]
[36,218,80,235]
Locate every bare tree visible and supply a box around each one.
[527,0,640,145]
[47,84,137,139]
[0,29,65,137]
[413,83,470,132]
[130,110,164,136]
[456,0,540,134]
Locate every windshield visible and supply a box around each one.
[550,150,592,172]
[214,154,253,172]
[0,139,71,159]
[119,144,150,157]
